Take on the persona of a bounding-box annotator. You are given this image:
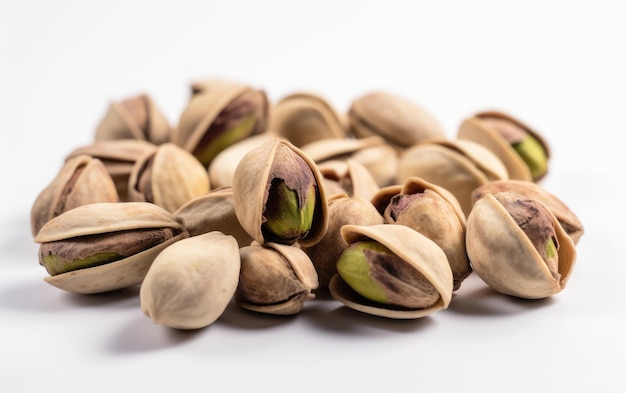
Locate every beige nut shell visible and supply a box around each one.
[140,232,241,330]
[174,187,254,247]
[237,242,319,315]
[30,154,119,237]
[470,179,584,245]
[397,139,508,216]
[317,159,380,201]
[127,143,211,213]
[95,94,171,145]
[348,91,446,148]
[268,92,348,147]
[232,137,329,247]
[35,202,188,294]
[457,111,550,182]
[466,193,576,299]
[329,224,453,319]
[173,83,254,154]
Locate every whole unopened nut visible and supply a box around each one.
[140,231,240,330]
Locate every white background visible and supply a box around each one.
[1,0,625,392]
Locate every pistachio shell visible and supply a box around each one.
[458,111,550,182]
[302,194,384,288]
[66,139,158,201]
[301,136,399,187]
[95,94,171,145]
[173,83,269,166]
[377,177,470,290]
[232,137,328,247]
[174,187,253,247]
[348,91,446,148]
[236,242,318,315]
[208,133,277,188]
[35,202,188,294]
[466,192,576,299]
[127,143,210,212]
[317,159,380,201]
[329,224,453,319]
[31,155,119,237]
[140,232,240,329]
[471,180,584,244]
[397,139,508,216]
[268,92,348,147]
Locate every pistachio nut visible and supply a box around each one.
[267,92,349,147]
[173,82,269,167]
[31,154,119,237]
[301,136,399,187]
[316,159,380,201]
[397,138,509,216]
[95,94,171,145]
[348,91,446,149]
[127,142,211,213]
[329,224,453,319]
[471,180,584,244]
[374,177,471,290]
[34,202,189,294]
[66,139,158,201]
[457,111,550,182]
[466,191,576,299]
[302,193,383,288]
[208,133,277,188]
[140,231,240,330]
[174,187,253,247]
[232,137,328,247]
[236,241,318,315]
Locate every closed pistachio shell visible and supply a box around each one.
[31,154,119,237]
[173,82,269,167]
[268,92,348,147]
[140,232,240,330]
[95,94,171,145]
[458,111,550,182]
[466,192,576,299]
[317,159,380,201]
[236,242,318,315]
[174,187,253,247]
[348,91,446,148]
[397,139,508,216]
[301,136,399,187]
[471,180,584,244]
[35,202,188,294]
[329,224,453,319]
[65,139,158,201]
[232,137,328,247]
[127,143,211,213]
[302,194,384,288]
[208,133,277,188]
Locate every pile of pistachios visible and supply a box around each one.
[31,78,584,329]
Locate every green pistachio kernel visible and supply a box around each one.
[512,134,548,179]
[194,113,256,166]
[263,180,316,244]
[42,252,122,276]
[336,240,390,304]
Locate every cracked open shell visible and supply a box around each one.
[457,111,551,182]
[95,94,171,145]
[31,154,119,237]
[232,137,328,247]
[172,81,269,167]
[466,192,576,299]
[329,224,453,319]
[34,202,188,294]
